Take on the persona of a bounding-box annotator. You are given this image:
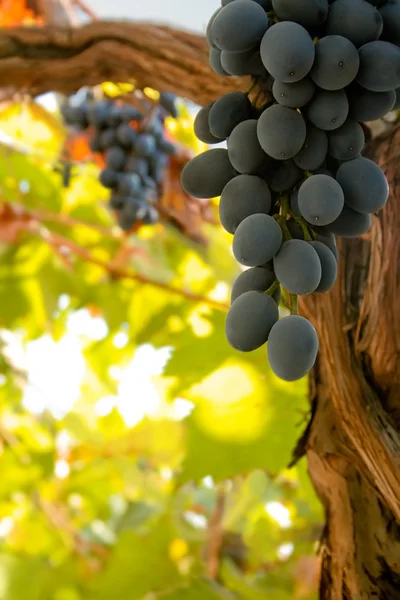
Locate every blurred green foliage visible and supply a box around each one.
[0,97,322,599]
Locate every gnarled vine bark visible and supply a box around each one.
[1,17,399,599]
[0,21,244,104]
[300,125,400,599]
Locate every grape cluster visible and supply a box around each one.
[181,0,394,381]
[62,92,178,231]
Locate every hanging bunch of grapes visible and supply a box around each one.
[182,0,397,382]
[62,91,178,231]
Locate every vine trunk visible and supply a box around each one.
[300,125,400,599]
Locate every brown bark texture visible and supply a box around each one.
[0,21,244,104]
[1,16,400,599]
[300,126,400,599]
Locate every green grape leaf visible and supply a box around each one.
[180,360,309,482]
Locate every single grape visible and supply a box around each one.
[105,146,126,171]
[326,205,372,237]
[181,149,236,199]
[62,104,88,129]
[116,123,137,148]
[219,174,272,233]
[194,103,223,144]
[326,0,383,47]
[336,157,389,213]
[228,120,267,174]
[356,41,400,92]
[347,85,396,121]
[272,78,315,108]
[209,92,253,139]
[159,92,178,118]
[379,3,400,46]
[99,128,117,149]
[231,266,280,304]
[273,239,322,294]
[267,315,319,381]
[260,21,315,83]
[221,49,264,76]
[268,160,302,192]
[310,35,360,91]
[293,125,328,170]
[308,241,338,292]
[233,214,283,266]
[99,168,121,189]
[120,105,143,122]
[212,0,269,53]
[135,134,157,158]
[226,291,279,352]
[257,105,307,160]
[118,173,142,196]
[298,174,345,225]
[118,198,142,231]
[209,48,229,76]
[272,0,328,28]
[307,89,349,130]
[328,119,365,161]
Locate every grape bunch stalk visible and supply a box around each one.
[181,0,396,382]
[62,92,178,231]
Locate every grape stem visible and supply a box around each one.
[287,209,313,242]
[266,279,280,296]
[280,195,290,217]
[290,294,299,315]
[274,215,291,240]
[267,11,279,24]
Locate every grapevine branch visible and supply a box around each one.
[28,220,229,312]
[0,22,245,104]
